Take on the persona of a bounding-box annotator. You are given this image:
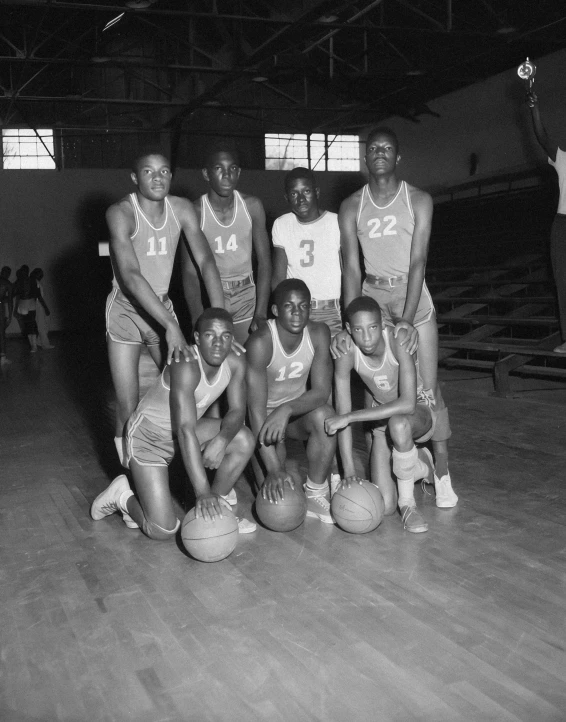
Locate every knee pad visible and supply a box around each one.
[431,407,451,442]
[142,517,180,541]
[392,446,418,481]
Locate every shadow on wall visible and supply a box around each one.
[51,192,114,335]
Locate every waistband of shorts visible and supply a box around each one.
[222,273,254,290]
[365,273,409,288]
[117,289,170,305]
[311,297,340,310]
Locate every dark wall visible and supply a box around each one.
[0,167,365,332]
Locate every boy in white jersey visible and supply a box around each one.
[272,167,342,336]
[325,297,435,533]
[337,127,457,509]
[91,308,256,539]
[183,146,272,345]
[106,150,224,467]
[246,280,337,522]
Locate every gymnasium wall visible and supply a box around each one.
[0,168,364,333]
[375,48,566,191]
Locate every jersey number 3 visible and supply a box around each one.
[275,362,304,381]
[147,236,167,256]
[215,234,238,254]
[367,216,397,238]
[299,239,314,267]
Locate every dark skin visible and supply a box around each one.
[184,151,272,337]
[246,289,335,503]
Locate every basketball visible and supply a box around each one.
[255,481,307,532]
[181,507,239,562]
[331,480,384,534]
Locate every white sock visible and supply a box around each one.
[118,489,134,515]
[397,479,416,508]
[393,447,418,508]
[305,477,329,495]
[114,437,128,468]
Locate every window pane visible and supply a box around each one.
[2,128,55,169]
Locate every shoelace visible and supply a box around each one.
[311,495,330,508]
[418,387,435,408]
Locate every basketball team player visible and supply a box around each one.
[272,167,343,336]
[337,127,457,509]
[106,150,225,467]
[91,308,256,538]
[245,280,336,521]
[325,297,435,533]
[526,90,566,353]
[183,146,272,345]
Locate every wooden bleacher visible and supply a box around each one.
[429,172,566,396]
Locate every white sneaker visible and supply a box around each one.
[237,517,257,533]
[91,475,131,521]
[122,512,139,529]
[434,472,458,508]
[221,488,238,506]
[306,493,334,524]
[417,447,435,484]
[400,504,428,533]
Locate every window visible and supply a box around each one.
[2,128,56,169]
[265,133,360,171]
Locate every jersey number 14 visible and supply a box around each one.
[215,234,238,253]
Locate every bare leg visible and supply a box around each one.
[287,405,336,485]
[232,319,251,347]
[195,419,255,496]
[107,339,143,438]
[370,431,397,515]
[126,461,179,540]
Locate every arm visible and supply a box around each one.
[107,202,190,363]
[180,232,205,325]
[331,352,357,479]
[200,354,247,469]
[173,197,225,309]
[339,195,363,306]
[272,247,289,290]
[401,189,432,324]
[527,92,558,161]
[246,196,272,331]
[36,284,50,315]
[169,359,223,520]
[259,323,333,447]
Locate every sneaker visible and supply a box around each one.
[122,512,139,529]
[400,504,428,533]
[434,472,458,508]
[330,473,342,497]
[553,342,566,353]
[417,447,435,484]
[91,475,131,521]
[306,493,334,524]
[221,488,238,506]
[237,517,257,534]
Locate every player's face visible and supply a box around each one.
[195,319,234,366]
[346,310,383,355]
[285,178,320,222]
[274,291,310,335]
[204,152,241,198]
[365,134,399,176]
[131,155,172,201]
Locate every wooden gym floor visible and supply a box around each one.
[1,334,566,722]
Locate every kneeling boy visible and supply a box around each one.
[325,296,436,533]
[91,308,256,538]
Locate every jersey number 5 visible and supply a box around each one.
[147,236,167,256]
[275,362,304,381]
[367,216,397,238]
[299,239,314,267]
[215,234,238,254]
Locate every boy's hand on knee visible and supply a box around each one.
[195,493,224,522]
[259,407,291,446]
[201,436,228,469]
[325,414,349,435]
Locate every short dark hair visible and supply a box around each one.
[195,307,234,335]
[273,279,311,307]
[366,126,399,153]
[345,296,382,325]
[30,268,44,280]
[0,266,10,277]
[203,143,241,169]
[131,148,171,175]
[284,166,317,193]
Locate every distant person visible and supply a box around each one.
[527,90,566,353]
[106,149,224,467]
[91,308,256,538]
[30,268,53,349]
[337,127,457,510]
[0,266,12,365]
[245,279,336,521]
[183,146,272,345]
[326,297,436,533]
[272,167,342,337]
[13,265,39,352]
[12,265,30,340]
